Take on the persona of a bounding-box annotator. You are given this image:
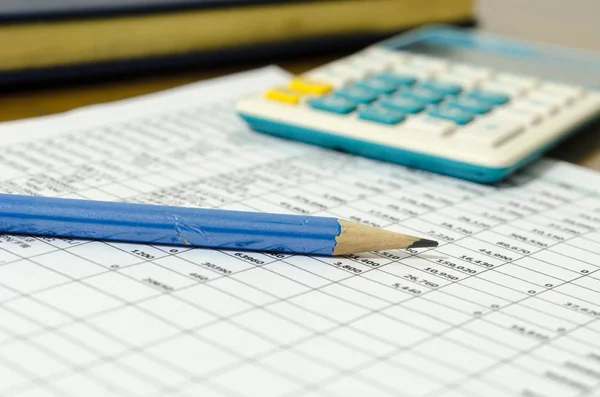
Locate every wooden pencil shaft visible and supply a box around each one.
[333,220,421,255]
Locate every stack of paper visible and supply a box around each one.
[1,66,599,397]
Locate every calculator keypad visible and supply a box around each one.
[260,47,591,149]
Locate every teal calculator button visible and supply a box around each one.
[420,81,462,96]
[310,96,356,114]
[400,87,446,104]
[359,104,406,125]
[446,97,494,114]
[376,72,416,87]
[428,106,474,125]
[380,96,426,114]
[466,90,510,105]
[335,86,379,104]
[356,78,397,94]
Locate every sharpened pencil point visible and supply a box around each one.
[408,239,439,249]
[332,220,440,255]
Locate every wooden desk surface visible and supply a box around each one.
[2,56,600,171]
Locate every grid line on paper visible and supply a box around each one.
[0,275,179,396]
[431,316,600,397]
[0,287,240,397]
[0,353,78,397]
[0,302,142,397]
[0,333,135,397]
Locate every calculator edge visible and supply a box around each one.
[236,108,600,184]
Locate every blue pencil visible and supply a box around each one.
[0,194,437,255]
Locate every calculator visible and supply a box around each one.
[236,25,600,183]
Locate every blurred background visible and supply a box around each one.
[1,0,598,123]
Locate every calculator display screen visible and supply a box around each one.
[387,31,600,88]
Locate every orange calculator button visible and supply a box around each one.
[265,87,304,104]
[289,79,333,95]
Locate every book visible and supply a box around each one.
[0,0,474,84]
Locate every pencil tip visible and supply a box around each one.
[408,238,439,249]
[332,220,440,255]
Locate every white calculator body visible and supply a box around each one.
[236,26,600,183]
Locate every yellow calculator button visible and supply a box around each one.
[289,79,333,95]
[265,87,304,104]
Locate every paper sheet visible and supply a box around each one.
[1,66,600,397]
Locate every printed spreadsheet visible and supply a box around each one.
[0,67,600,397]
